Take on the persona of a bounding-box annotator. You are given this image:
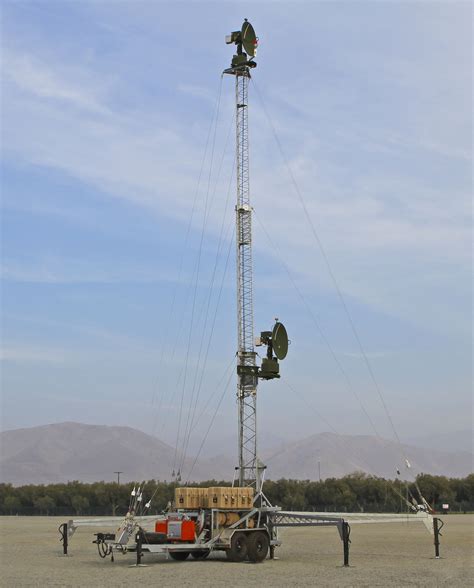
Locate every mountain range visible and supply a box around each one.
[0,422,472,485]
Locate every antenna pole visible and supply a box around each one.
[235,69,258,488]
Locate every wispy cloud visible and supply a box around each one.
[2,50,109,114]
[341,351,393,360]
[177,83,216,103]
[0,259,177,285]
[2,47,211,221]
[0,344,67,364]
[0,6,469,307]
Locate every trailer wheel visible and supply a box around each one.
[226,532,248,562]
[247,531,269,563]
[191,550,210,559]
[169,551,190,561]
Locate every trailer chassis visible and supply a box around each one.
[60,504,354,565]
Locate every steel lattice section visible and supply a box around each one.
[235,72,258,488]
[270,512,345,527]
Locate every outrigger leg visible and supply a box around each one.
[433,517,443,559]
[136,528,143,566]
[342,521,351,567]
[59,522,68,555]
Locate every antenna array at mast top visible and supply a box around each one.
[224,19,258,74]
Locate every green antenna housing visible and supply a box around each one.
[224,18,258,72]
[257,321,289,380]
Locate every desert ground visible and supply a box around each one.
[0,515,472,587]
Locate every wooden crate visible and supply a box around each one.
[175,487,200,509]
[208,486,232,509]
[197,487,209,508]
[229,487,239,508]
[237,487,254,509]
[177,486,254,510]
[207,487,253,509]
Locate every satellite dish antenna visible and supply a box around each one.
[272,321,288,360]
[241,19,258,58]
[224,18,258,72]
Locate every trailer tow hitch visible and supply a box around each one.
[93,533,115,560]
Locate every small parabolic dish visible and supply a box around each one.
[272,322,288,360]
[241,19,258,57]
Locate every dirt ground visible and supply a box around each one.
[0,515,472,587]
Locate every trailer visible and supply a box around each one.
[60,492,354,565]
[59,485,442,566]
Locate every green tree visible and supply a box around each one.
[33,495,56,515]
[95,484,124,516]
[71,495,90,515]
[3,495,21,515]
[415,474,454,510]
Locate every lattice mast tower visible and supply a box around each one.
[225,20,288,490]
[235,69,257,489]
[224,20,258,488]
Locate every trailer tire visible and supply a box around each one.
[191,550,210,559]
[169,551,190,561]
[226,532,248,562]
[247,531,269,563]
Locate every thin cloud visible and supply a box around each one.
[0,345,67,364]
[1,9,470,339]
[0,260,185,285]
[2,51,109,115]
[177,83,215,103]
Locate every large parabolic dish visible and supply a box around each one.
[241,19,258,57]
[272,322,288,360]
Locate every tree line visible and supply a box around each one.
[1,473,472,516]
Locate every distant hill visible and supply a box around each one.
[405,429,473,454]
[263,432,473,480]
[0,422,225,485]
[1,423,472,485]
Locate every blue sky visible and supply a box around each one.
[1,2,471,458]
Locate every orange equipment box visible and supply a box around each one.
[180,520,195,541]
[155,520,167,534]
[155,519,195,541]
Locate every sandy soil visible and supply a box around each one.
[0,514,472,587]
